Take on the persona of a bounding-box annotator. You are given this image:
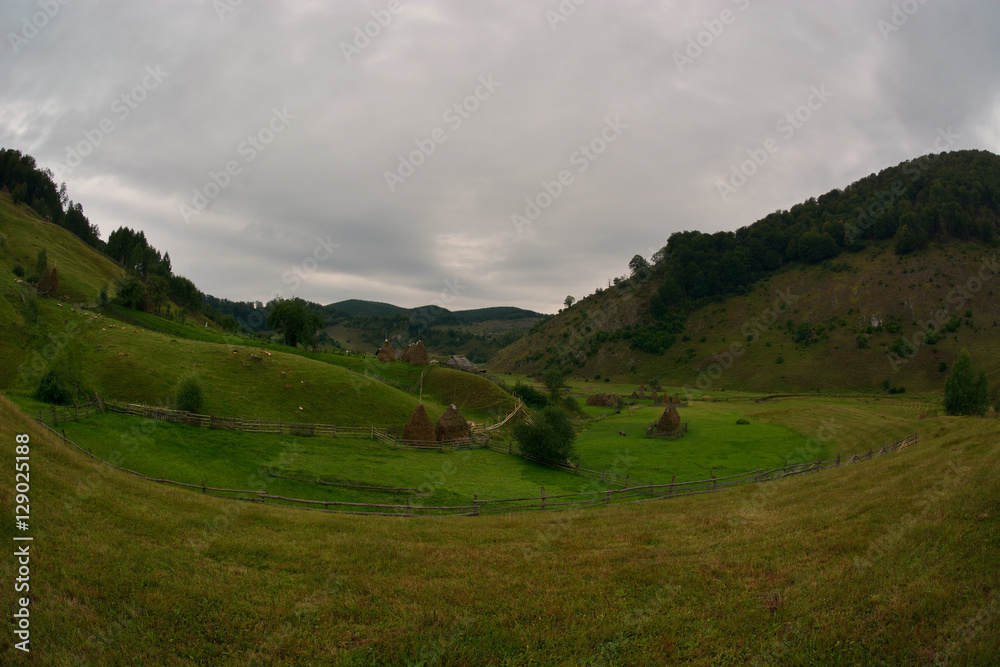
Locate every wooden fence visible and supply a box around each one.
[29,400,917,517]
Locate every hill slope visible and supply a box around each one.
[492,150,1000,395]
[3,394,998,664]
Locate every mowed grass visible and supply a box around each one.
[57,412,595,508]
[574,402,815,483]
[2,394,999,665]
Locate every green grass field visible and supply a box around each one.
[3,393,999,665]
[56,412,596,509]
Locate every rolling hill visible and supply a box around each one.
[490,150,1000,397]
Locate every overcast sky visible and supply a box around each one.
[2,1,999,313]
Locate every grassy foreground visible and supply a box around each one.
[2,394,999,665]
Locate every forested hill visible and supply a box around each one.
[490,149,1000,379]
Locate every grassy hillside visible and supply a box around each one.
[3,393,998,664]
[492,240,1000,396]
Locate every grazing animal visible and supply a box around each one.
[618,430,626,436]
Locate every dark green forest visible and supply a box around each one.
[624,150,1000,354]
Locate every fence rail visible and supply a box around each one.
[29,400,917,517]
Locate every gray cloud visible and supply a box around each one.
[2,0,998,314]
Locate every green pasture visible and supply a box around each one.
[57,412,595,509]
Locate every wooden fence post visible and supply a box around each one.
[669,475,675,496]
[836,453,841,466]
[52,406,58,426]
[201,479,206,493]
[540,486,545,510]
[405,498,411,516]
[606,489,611,506]
[473,493,479,516]
[710,468,716,490]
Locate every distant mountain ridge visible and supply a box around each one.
[326,299,548,323]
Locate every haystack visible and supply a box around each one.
[650,390,659,403]
[37,267,58,296]
[586,392,620,407]
[402,403,436,443]
[401,340,429,366]
[445,355,477,372]
[638,388,646,399]
[376,339,396,362]
[630,391,639,399]
[656,406,682,435]
[435,404,470,443]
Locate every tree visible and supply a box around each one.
[564,295,575,309]
[175,374,204,413]
[513,407,576,464]
[35,369,73,405]
[266,297,323,348]
[542,368,568,400]
[629,254,650,278]
[944,349,989,416]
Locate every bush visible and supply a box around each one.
[736,418,750,425]
[35,370,73,405]
[512,381,549,411]
[175,374,204,413]
[12,262,24,278]
[513,407,576,464]
[944,349,988,416]
[776,356,784,364]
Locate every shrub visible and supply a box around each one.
[939,361,947,373]
[175,374,204,413]
[512,381,548,410]
[944,349,988,416]
[736,418,750,425]
[776,356,784,364]
[513,407,576,464]
[35,370,73,405]
[12,262,24,278]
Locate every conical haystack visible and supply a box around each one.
[638,389,646,399]
[402,403,436,442]
[630,391,639,399]
[37,267,58,295]
[650,390,659,403]
[656,406,682,435]
[401,340,429,366]
[376,339,396,362]
[435,404,470,443]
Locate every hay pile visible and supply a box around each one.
[401,340,429,366]
[435,404,470,443]
[585,392,619,407]
[650,390,659,403]
[37,267,58,296]
[376,340,396,362]
[630,391,639,399]
[446,355,477,372]
[656,406,682,435]
[402,403,435,442]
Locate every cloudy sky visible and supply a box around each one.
[2,1,999,313]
